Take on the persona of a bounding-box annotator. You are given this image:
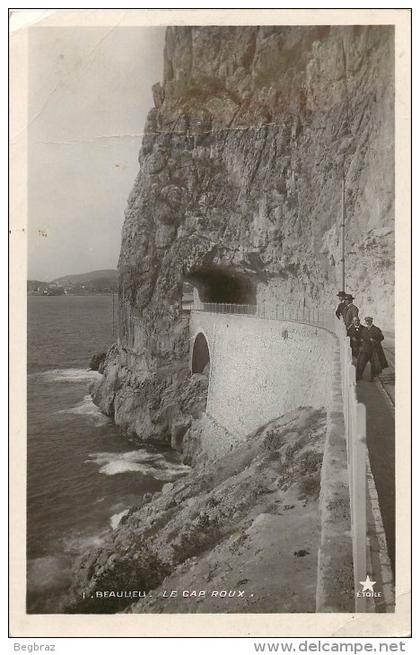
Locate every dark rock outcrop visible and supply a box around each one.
[89,352,106,373]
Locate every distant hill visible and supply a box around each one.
[28,270,118,295]
[53,269,118,286]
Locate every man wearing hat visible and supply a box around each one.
[335,291,347,320]
[347,316,363,359]
[343,293,359,329]
[356,316,388,382]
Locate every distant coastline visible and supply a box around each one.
[27,269,118,296]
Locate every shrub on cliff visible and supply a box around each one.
[171,511,223,564]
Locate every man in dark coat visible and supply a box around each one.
[347,316,363,359]
[335,291,347,319]
[356,316,389,381]
[343,294,359,329]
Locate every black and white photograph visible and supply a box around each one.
[9,8,411,639]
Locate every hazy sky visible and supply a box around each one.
[28,26,165,281]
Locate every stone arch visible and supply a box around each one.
[191,331,210,374]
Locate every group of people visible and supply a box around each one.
[335,291,388,382]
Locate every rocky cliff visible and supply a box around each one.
[93,25,394,444]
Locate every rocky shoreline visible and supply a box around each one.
[65,405,326,614]
[89,341,210,454]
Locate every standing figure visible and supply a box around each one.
[356,316,389,381]
[335,291,347,319]
[343,294,359,329]
[347,316,363,359]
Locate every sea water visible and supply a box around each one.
[27,295,187,613]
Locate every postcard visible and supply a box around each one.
[9,8,411,638]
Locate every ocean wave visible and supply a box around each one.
[62,531,107,555]
[86,449,190,481]
[31,368,102,383]
[55,395,110,425]
[110,509,129,529]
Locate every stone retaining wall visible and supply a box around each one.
[190,311,335,438]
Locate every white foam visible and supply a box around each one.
[100,461,148,475]
[62,531,107,554]
[110,509,129,529]
[56,394,110,426]
[86,449,190,481]
[32,368,102,383]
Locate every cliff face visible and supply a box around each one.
[93,25,394,443]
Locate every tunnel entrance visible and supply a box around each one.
[186,267,256,305]
[191,332,210,374]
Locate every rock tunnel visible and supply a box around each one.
[186,267,256,305]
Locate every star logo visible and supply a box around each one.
[359,575,376,593]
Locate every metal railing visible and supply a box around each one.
[192,300,336,331]
[195,302,257,315]
[192,299,368,610]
